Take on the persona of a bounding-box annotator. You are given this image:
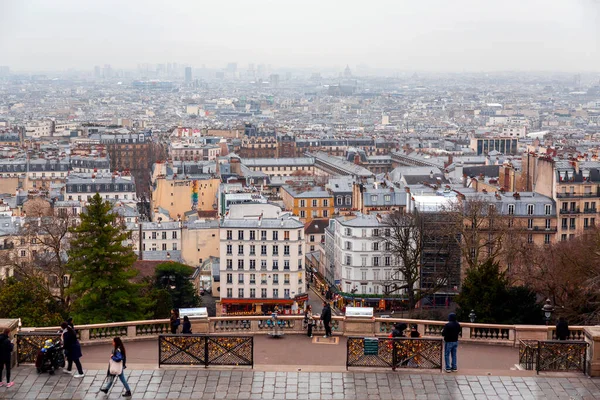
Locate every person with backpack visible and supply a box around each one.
[0,329,14,388]
[99,337,131,397]
[442,313,461,373]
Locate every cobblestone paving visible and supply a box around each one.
[2,367,600,399]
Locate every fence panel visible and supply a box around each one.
[158,335,253,368]
[518,340,538,371]
[346,337,442,371]
[537,341,587,374]
[16,332,61,365]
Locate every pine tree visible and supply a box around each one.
[67,194,145,323]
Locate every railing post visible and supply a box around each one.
[536,341,540,375]
[461,326,471,340]
[127,325,136,339]
[391,338,396,371]
[158,335,162,368]
[79,328,90,342]
[204,336,209,368]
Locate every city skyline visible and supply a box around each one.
[1,0,599,72]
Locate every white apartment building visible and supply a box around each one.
[219,204,305,315]
[325,213,403,296]
[129,221,182,253]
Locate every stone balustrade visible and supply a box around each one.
[19,316,586,349]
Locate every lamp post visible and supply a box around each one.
[469,309,477,323]
[542,298,554,325]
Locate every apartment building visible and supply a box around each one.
[66,174,136,203]
[281,185,334,223]
[324,213,395,296]
[218,204,305,315]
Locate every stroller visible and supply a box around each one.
[35,339,65,374]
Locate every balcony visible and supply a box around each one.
[556,192,599,198]
[584,208,598,214]
[560,208,580,214]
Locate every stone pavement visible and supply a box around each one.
[3,367,600,400]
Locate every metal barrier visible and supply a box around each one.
[158,335,253,368]
[346,337,443,371]
[518,339,587,374]
[16,332,61,365]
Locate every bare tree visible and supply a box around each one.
[379,210,458,313]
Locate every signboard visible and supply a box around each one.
[364,338,379,356]
[179,307,208,318]
[345,307,374,318]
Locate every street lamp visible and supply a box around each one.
[542,298,554,325]
[469,310,476,323]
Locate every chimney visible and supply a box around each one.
[444,169,449,181]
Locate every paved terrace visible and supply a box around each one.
[3,368,600,399]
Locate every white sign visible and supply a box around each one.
[345,307,374,318]
[179,307,208,318]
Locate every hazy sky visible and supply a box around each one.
[1,0,598,72]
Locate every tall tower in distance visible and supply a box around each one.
[185,67,192,83]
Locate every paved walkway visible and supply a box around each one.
[80,336,519,374]
[3,367,600,399]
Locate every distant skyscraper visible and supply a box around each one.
[185,67,192,83]
[344,65,352,78]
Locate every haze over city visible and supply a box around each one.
[1,0,599,72]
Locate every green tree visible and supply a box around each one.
[67,193,146,323]
[153,262,201,310]
[455,260,539,324]
[0,277,64,327]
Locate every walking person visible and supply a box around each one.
[99,337,131,397]
[321,302,332,338]
[182,316,192,334]
[169,309,180,334]
[442,313,461,373]
[0,329,14,388]
[305,305,315,338]
[61,321,85,377]
[556,317,569,340]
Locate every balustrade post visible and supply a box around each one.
[79,328,90,342]
[127,325,136,338]
[584,326,600,377]
[508,328,515,344]
[462,326,471,340]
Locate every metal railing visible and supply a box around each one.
[346,337,443,371]
[16,332,61,365]
[158,335,253,368]
[518,339,588,374]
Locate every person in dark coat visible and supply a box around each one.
[321,302,332,338]
[441,313,461,373]
[170,309,180,334]
[0,329,14,388]
[305,305,315,338]
[556,317,569,340]
[61,322,84,377]
[410,324,421,338]
[181,316,192,334]
[391,323,407,338]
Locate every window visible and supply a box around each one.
[527,219,533,229]
[226,230,232,240]
[172,231,177,239]
[226,259,233,270]
[261,260,267,270]
[385,228,391,237]
[162,243,167,251]
[372,242,379,251]
[261,231,267,240]
[345,255,351,265]
[345,228,352,236]
[373,270,379,281]
[226,273,233,284]
[273,274,279,284]
[152,232,157,240]
[273,289,279,298]
[284,231,290,240]
[561,234,567,241]
[238,274,244,283]
[323,199,329,207]
[238,259,244,270]
[323,210,328,218]
[250,230,256,240]
[273,245,279,256]
[508,204,515,215]
[362,229,367,237]
[298,245,303,255]
[226,288,232,298]
[345,241,352,250]
[337,197,342,205]
[312,199,318,207]
[20,250,26,257]
[284,260,290,270]
[273,260,279,270]
[238,288,244,298]
[284,245,290,255]
[284,289,290,299]
[570,218,576,228]
[546,219,551,229]
[299,259,303,269]
[361,270,367,280]
[250,245,256,255]
[261,245,267,255]
[261,273,267,284]
[527,204,534,215]
[300,200,306,208]
[384,195,391,202]
[226,244,232,255]
[361,256,367,266]
[162,231,167,240]
[310,235,315,243]
[373,257,379,266]
[238,230,244,240]
[385,242,391,251]
[345,196,351,205]
[385,256,391,266]
[585,218,589,228]
[261,288,267,298]
[238,245,244,255]
[300,210,306,218]
[250,288,256,298]
[284,274,290,284]
[562,218,568,229]
[527,234,533,244]
[372,229,379,237]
